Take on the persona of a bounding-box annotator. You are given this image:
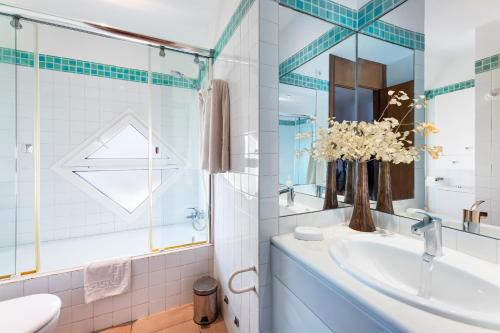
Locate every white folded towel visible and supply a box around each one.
[84,257,131,304]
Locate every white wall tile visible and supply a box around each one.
[442,227,458,250]
[457,231,497,263]
[93,313,112,332]
[24,276,49,295]
[112,307,131,326]
[71,303,93,322]
[49,272,72,292]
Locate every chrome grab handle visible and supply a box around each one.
[228,266,257,294]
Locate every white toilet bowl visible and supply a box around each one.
[0,294,61,333]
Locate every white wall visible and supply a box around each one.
[212,1,260,333]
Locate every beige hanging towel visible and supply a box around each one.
[199,79,230,173]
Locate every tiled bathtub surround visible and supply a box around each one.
[0,47,199,89]
[11,66,204,246]
[0,245,213,333]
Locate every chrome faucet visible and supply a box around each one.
[411,212,443,257]
[463,200,487,234]
[186,208,206,231]
[279,185,295,207]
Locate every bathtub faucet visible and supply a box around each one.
[187,207,205,220]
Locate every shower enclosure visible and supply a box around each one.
[0,6,211,277]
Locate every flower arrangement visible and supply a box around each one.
[298,90,442,232]
[311,91,441,165]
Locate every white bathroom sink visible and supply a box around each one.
[329,232,500,329]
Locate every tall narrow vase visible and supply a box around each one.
[376,161,394,214]
[344,161,354,204]
[349,161,376,232]
[323,161,339,210]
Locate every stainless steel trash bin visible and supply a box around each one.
[193,276,218,325]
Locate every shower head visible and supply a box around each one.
[159,46,166,57]
[194,54,200,64]
[170,70,185,78]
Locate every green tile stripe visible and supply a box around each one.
[280,72,329,91]
[279,117,311,126]
[151,72,199,89]
[360,20,424,50]
[279,26,354,77]
[475,54,500,74]
[0,47,199,90]
[425,79,475,100]
[358,0,407,30]
[213,0,256,60]
[279,0,357,30]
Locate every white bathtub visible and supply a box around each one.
[0,222,208,274]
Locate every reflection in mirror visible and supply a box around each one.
[355,33,417,214]
[278,5,355,216]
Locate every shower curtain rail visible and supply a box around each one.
[0,4,213,58]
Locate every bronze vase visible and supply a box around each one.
[344,161,354,204]
[349,161,376,232]
[323,160,339,210]
[376,161,394,214]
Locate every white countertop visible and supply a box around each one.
[271,225,499,333]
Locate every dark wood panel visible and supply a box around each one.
[374,80,415,200]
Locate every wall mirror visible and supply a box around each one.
[278,4,356,216]
[278,0,500,241]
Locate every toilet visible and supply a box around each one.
[0,294,61,333]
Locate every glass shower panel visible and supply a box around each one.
[0,15,17,277]
[149,48,209,250]
[28,23,150,272]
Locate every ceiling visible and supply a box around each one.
[0,0,239,49]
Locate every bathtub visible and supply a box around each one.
[0,222,208,273]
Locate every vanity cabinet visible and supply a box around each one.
[272,246,393,333]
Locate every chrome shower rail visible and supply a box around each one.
[0,3,213,58]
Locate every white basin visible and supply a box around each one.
[329,232,500,329]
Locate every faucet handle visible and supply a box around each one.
[415,211,442,223]
[470,200,485,211]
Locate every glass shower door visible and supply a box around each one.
[149,48,210,250]
[0,14,17,278]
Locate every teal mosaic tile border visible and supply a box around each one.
[475,54,500,74]
[278,0,424,78]
[358,0,407,30]
[213,0,256,60]
[279,0,357,30]
[425,79,475,100]
[280,72,329,91]
[360,20,425,51]
[279,26,354,77]
[279,117,311,126]
[0,47,199,89]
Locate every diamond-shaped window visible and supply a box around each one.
[52,112,185,220]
